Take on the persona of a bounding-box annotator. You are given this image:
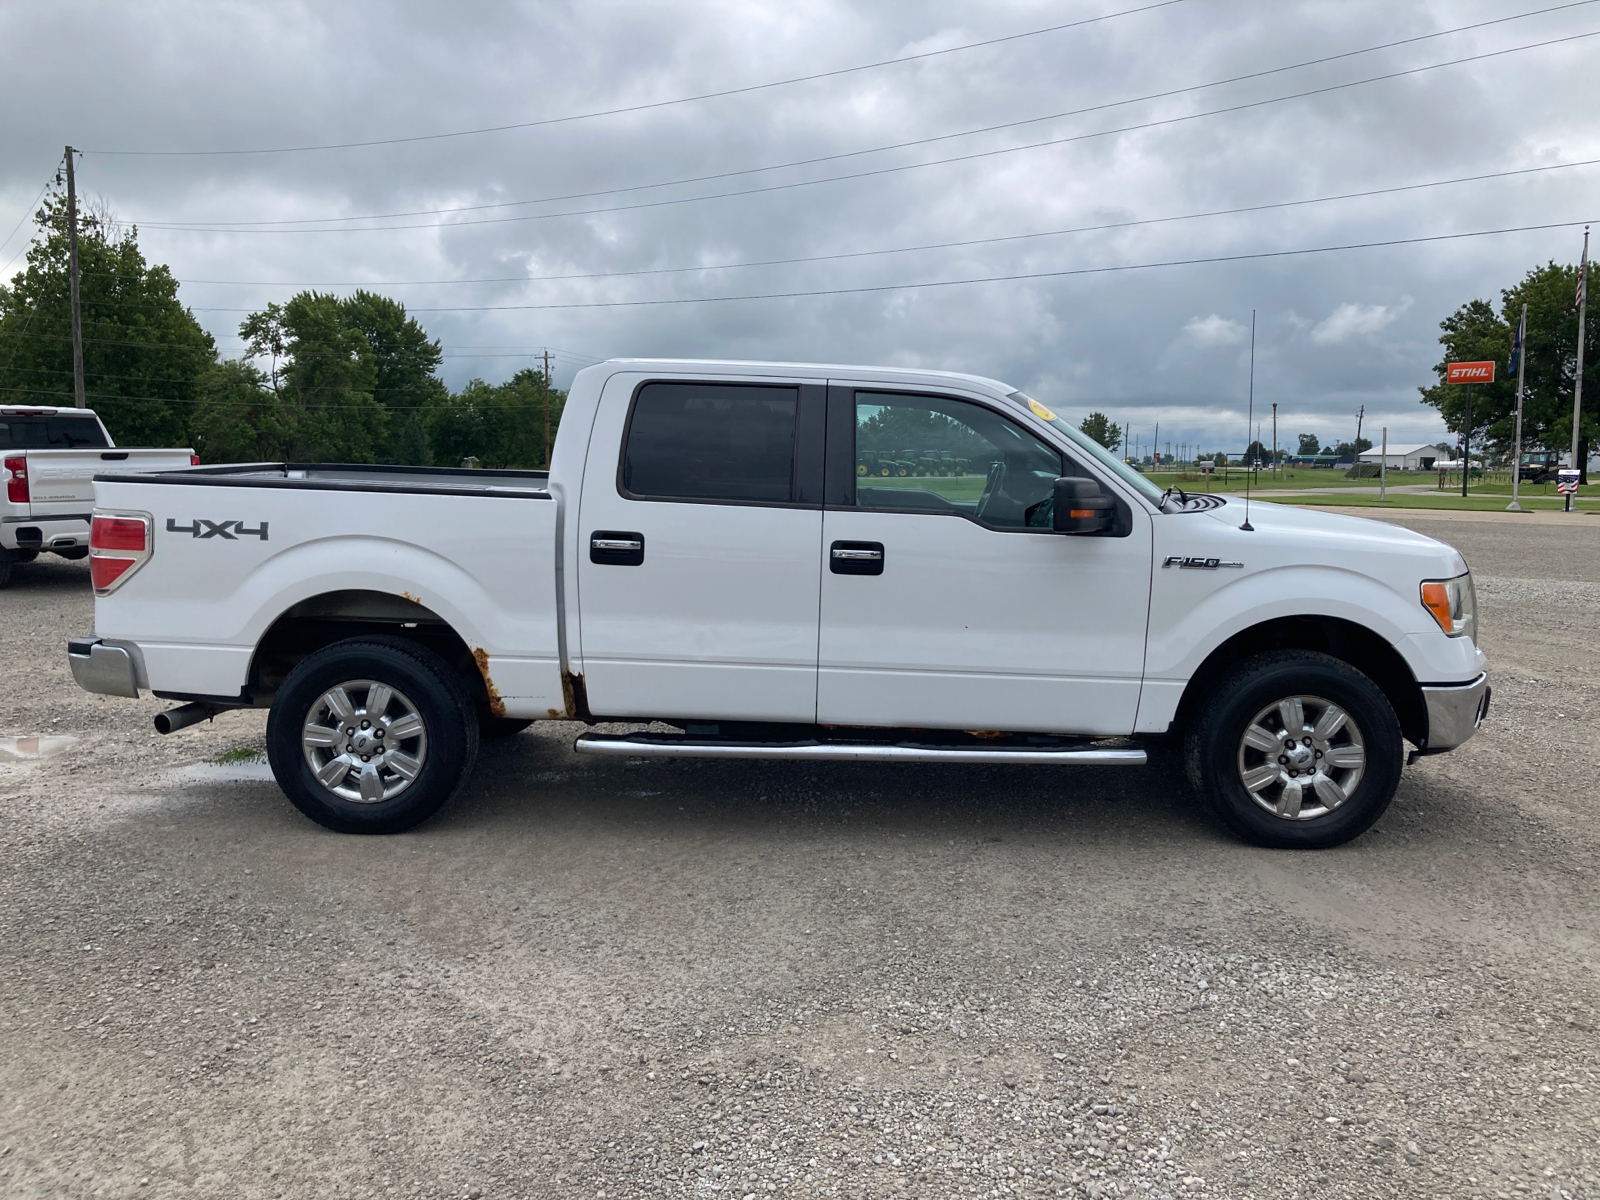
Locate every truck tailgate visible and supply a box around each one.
[28,449,193,518]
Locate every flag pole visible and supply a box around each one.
[1569,225,1590,511]
[1240,309,1256,531]
[1508,301,1527,511]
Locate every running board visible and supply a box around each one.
[572,732,1146,766]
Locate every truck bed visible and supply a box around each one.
[96,462,550,497]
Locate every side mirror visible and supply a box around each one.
[1052,476,1115,534]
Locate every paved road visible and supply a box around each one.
[2,517,1598,1200]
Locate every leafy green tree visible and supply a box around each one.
[1077,411,1122,452]
[1296,432,1322,456]
[339,290,449,421]
[1420,260,1598,480]
[1331,438,1372,457]
[428,372,568,469]
[190,359,292,462]
[0,193,213,445]
[240,293,388,462]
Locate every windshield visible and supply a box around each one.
[1007,391,1167,506]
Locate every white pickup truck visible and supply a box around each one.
[67,360,1488,848]
[2,405,196,586]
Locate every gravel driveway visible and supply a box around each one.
[2,513,1597,1200]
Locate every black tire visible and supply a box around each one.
[480,716,534,740]
[0,549,12,588]
[266,636,480,834]
[1184,650,1402,849]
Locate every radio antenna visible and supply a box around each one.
[1241,308,1257,531]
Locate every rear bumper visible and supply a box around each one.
[1420,672,1490,753]
[67,637,141,698]
[2,514,92,551]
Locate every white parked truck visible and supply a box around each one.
[67,360,1488,848]
[2,405,197,586]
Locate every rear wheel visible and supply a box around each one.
[1184,650,1402,849]
[0,549,12,588]
[266,637,479,834]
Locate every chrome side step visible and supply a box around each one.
[572,732,1146,766]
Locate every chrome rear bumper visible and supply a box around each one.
[67,637,140,699]
[1420,672,1489,753]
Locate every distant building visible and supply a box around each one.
[1357,443,1441,470]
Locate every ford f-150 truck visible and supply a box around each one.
[2,405,197,586]
[67,360,1488,848]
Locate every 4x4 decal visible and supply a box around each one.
[166,519,268,541]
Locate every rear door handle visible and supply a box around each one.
[590,530,645,565]
[830,540,884,576]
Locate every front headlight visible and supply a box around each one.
[1421,572,1477,640]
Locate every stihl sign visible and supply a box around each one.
[1446,361,1496,384]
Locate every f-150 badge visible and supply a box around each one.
[1162,555,1242,569]
[166,519,268,541]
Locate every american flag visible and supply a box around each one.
[1578,229,1590,309]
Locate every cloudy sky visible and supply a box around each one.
[2,0,1596,454]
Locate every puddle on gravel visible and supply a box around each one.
[0,735,79,761]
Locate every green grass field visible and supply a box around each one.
[1255,491,1598,512]
[861,474,987,503]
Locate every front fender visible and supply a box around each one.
[1134,564,1449,734]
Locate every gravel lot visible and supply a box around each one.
[2,512,1598,1200]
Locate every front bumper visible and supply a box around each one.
[1420,672,1490,753]
[67,637,141,699]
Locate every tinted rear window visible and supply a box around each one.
[622,383,798,503]
[0,416,109,449]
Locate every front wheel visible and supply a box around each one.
[266,637,479,834]
[1184,650,1402,849]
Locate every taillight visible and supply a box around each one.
[190,454,201,467]
[4,455,27,504]
[89,510,153,595]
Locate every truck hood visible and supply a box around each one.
[1193,497,1468,577]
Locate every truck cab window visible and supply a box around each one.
[851,392,1064,529]
[622,382,799,503]
[0,416,108,449]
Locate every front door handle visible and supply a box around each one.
[830,540,884,576]
[591,531,645,565]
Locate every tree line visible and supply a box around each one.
[0,195,564,467]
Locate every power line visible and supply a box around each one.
[91,157,1599,296]
[118,2,1600,230]
[11,219,1587,329]
[80,0,1191,157]
[311,218,1600,312]
[0,167,62,276]
[119,29,1600,236]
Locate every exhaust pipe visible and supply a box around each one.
[153,701,226,735]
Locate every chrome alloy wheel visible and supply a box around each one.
[1236,694,1365,820]
[300,679,428,804]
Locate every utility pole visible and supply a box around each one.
[541,349,552,469]
[1380,426,1388,501]
[64,146,85,409]
[1571,225,1590,505]
[1271,402,1278,481]
[1152,422,1159,468]
[1509,302,1528,511]
[1354,405,1364,457]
